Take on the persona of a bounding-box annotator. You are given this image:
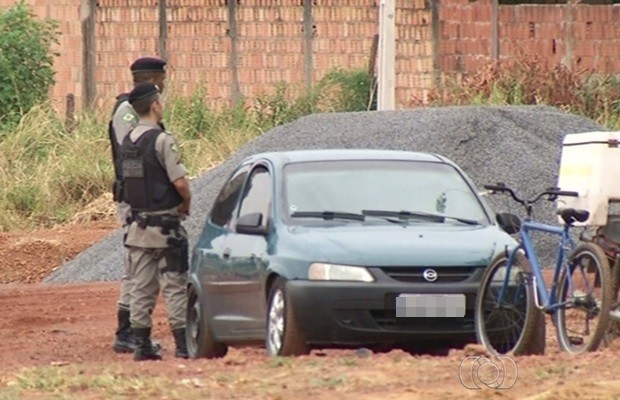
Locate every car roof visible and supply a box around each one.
[240,149,452,167]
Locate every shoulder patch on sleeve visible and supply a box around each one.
[123,113,135,122]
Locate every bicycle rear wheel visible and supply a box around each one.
[555,241,613,354]
[475,251,545,356]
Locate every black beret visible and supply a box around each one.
[130,57,166,74]
[128,83,160,105]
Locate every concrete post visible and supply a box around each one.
[228,0,241,106]
[158,0,168,61]
[377,0,395,110]
[431,0,441,91]
[303,0,314,89]
[491,0,499,61]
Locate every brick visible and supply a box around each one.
[575,40,597,57]
[537,22,562,40]
[28,0,620,114]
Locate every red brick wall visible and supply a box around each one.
[2,0,620,114]
[167,0,228,107]
[236,0,304,101]
[96,0,160,109]
[440,0,620,77]
[440,1,493,75]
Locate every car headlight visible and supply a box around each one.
[308,263,375,282]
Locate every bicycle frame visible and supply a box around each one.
[500,218,576,313]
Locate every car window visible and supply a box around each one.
[283,160,489,223]
[236,166,272,220]
[209,164,250,228]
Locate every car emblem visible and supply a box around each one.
[423,268,438,282]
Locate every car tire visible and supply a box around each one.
[186,285,228,359]
[266,278,309,357]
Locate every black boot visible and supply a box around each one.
[172,328,189,359]
[133,327,162,361]
[112,308,135,353]
[113,308,162,354]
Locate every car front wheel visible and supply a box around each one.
[186,285,228,359]
[266,278,309,357]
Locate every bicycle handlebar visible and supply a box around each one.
[483,182,579,212]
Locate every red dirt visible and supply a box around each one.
[1,220,620,399]
[0,220,119,284]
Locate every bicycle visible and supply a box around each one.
[475,183,613,356]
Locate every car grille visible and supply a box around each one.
[379,266,478,283]
[370,309,475,332]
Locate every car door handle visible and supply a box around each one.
[223,248,231,259]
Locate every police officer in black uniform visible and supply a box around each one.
[120,83,191,361]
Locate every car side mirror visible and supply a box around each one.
[236,212,268,236]
[496,212,522,235]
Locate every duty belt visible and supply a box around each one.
[131,212,180,233]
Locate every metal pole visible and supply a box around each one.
[377,0,395,110]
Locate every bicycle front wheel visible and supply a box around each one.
[475,251,545,356]
[555,241,613,354]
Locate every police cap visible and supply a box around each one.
[130,57,166,74]
[128,83,160,105]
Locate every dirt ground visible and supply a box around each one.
[2,220,620,399]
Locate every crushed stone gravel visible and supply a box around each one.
[44,105,607,283]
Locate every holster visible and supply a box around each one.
[164,226,189,273]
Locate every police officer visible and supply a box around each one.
[121,83,191,361]
[109,57,167,353]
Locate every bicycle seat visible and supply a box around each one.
[557,208,589,225]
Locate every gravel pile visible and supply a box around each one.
[44,105,606,283]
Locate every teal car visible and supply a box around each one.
[186,149,517,358]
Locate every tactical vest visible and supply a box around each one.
[108,93,130,201]
[121,128,183,212]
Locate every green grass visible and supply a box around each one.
[0,68,373,231]
[0,366,204,400]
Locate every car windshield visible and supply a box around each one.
[282,160,489,225]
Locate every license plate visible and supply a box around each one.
[395,294,466,317]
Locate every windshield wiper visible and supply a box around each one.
[443,216,480,225]
[291,211,365,221]
[361,209,480,225]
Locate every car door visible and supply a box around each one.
[198,163,250,336]
[225,164,272,335]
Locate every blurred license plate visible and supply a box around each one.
[395,294,465,317]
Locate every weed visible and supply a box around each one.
[340,358,358,367]
[535,365,568,380]
[311,376,347,388]
[0,1,60,131]
[0,68,372,231]
[268,357,293,368]
[427,53,620,131]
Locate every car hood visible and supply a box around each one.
[282,223,515,267]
